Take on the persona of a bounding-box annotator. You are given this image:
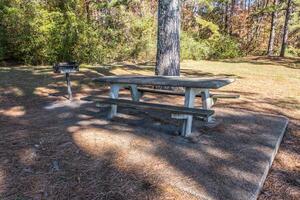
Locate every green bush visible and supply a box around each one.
[129,14,156,61]
[209,36,242,59]
[181,32,211,60]
[0,1,242,64]
[73,23,106,64]
[287,47,300,57]
[181,17,241,60]
[181,33,241,60]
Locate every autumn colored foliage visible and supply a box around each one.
[0,0,299,64]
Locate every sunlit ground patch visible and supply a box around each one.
[44,100,92,110]
[0,106,26,117]
[71,128,127,156]
[70,124,144,157]
[34,87,59,97]
[76,119,109,126]
[0,86,24,97]
[18,148,38,166]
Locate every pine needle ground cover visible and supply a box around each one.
[0,57,299,199]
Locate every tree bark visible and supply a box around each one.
[280,0,293,57]
[229,0,236,35]
[224,2,229,33]
[267,0,279,56]
[247,0,251,12]
[155,0,180,76]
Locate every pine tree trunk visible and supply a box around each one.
[155,0,180,76]
[280,0,293,57]
[224,2,229,33]
[267,0,278,56]
[248,0,251,12]
[229,0,236,35]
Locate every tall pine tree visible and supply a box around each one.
[155,0,180,76]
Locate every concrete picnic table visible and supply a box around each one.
[92,75,235,136]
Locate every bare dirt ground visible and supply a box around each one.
[0,56,299,199]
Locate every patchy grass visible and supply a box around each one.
[0,56,299,199]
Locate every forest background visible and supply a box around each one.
[0,0,299,65]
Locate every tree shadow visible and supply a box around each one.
[82,63,154,77]
[181,69,243,79]
[221,56,300,70]
[37,100,289,199]
[0,64,298,199]
[0,66,162,199]
[82,62,243,79]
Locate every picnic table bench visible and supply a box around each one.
[83,75,236,137]
[123,87,239,106]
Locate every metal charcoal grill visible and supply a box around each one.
[53,62,79,100]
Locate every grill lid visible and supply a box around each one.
[53,62,79,73]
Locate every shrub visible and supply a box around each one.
[181,33,241,60]
[0,1,242,64]
[287,47,300,57]
[181,32,211,60]
[209,36,242,59]
[181,17,241,60]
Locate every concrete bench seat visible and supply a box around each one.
[124,86,239,104]
[82,96,214,119]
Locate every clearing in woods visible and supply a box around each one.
[0,56,299,199]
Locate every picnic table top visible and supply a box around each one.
[93,75,235,89]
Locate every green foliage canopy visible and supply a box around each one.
[1,0,297,64]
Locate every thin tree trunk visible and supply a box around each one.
[155,0,180,76]
[280,0,293,57]
[224,2,229,33]
[193,0,199,16]
[267,0,278,56]
[248,0,251,12]
[229,0,236,35]
[85,0,90,22]
[246,0,268,51]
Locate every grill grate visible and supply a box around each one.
[53,62,79,100]
[53,62,79,74]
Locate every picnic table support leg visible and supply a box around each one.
[129,84,140,102]
[65,73,72,100]
[201,89,213,122]
[108,84,120,119]
[181,88,196,137]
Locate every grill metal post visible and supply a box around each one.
[53,62,79,101]
[65,73,72,100]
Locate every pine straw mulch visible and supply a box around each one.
[0,59,299,199]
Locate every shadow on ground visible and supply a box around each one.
[221,56,300,70]
[0,63,299,199]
